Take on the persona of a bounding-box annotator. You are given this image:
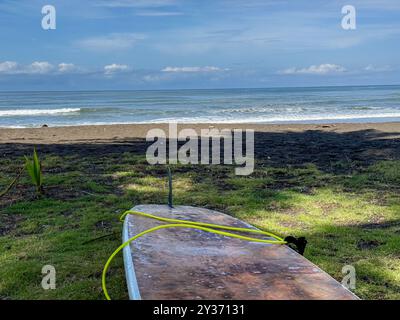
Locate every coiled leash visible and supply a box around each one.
[102,210,307,300]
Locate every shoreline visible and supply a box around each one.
[1,121,400,144]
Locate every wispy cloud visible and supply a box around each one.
[0,60,133,79]
[162,66,224,73]
[278,64,347,75]
[364,64,393,72]
[77,33,145,51]
[0,61,55,75]
[95,0,177,8]
[28,62,54,74]
[142,73,171,82]
[136,10,183,16]
[104,63,130,75]
[58,63,77,73]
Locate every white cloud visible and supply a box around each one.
[364,64,392,72]
[77,33,145,51]
[58,63,77,73]
[0,61,18,74]
[279,64,346,75]
[104,64,129,75]
[0,61,54,75]
[0,60,132,77]
[27,62,54,74]
[162,66,223,73]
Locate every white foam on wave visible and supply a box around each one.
[214,106,307,114]
[0,108,81,117]
[150,112,400,123]
[1,112,400,128]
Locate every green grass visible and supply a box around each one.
[0,154,399,300]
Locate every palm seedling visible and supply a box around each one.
[24,148,44,195]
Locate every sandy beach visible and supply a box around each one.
[1,122,400,143]
[1,122,399,166]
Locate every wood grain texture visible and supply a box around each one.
[124,205,358,300]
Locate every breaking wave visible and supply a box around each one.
[0,108,81,117]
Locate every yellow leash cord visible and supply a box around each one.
[119,210,286,241]
[102,210,288,300]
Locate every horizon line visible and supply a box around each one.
[0,83,399,94]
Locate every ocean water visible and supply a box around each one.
[0,85,400,128]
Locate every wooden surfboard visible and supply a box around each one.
[123,205,358,300]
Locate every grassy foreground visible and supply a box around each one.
[0,151,399,300]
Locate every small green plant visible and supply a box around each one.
[24,148,44,195]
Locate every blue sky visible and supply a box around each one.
[0,0,399,90]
